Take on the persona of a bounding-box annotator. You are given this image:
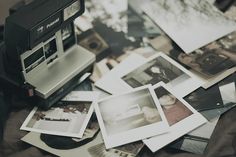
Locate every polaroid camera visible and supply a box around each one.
[0,0,95,108]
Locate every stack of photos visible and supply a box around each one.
[95,52,203,97]
[148,33,236,88]
[170,135,210,155]
[141,0,236,53]
[170,32,236,77]
[169,114,220,154]
[143,82,207,152]
[185,73,236,122]
[74,0,144,82]
[169,73,236,154]
[20,92,99,138]
[94,85,169,148]
[19,1,236,156]
[184,86,224,111]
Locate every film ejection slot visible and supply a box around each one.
[44,39,58,64]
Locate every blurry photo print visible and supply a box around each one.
[174,32,236,77]
[95,53,202,97]
[122,54,185,87]
[21,92,99,138]
[141,0,236,53]
[154,85,193,126]
[143,82,207,152]
[94,85,169,148]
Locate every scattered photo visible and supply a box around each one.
[148,34,236,90]
[184,86,224,111]
[88,142,144,157]
[94,85,169,148]
[188,115,219,139]
[39,114,100,149]
[141,0,236,53]
[177,32,236,77]
[90,47,156,82]
[154,84,193,126]
[20,92,99,138]
[95,52,202,97]
[122,54,185,88]
[143,82,207,152]
[21,131,105,157]
[77,29,110,61]
[171,114,220,155]
[185,73,236,112]
[170,135,209,155]
[218,73,236,105]
[127,0,162,38]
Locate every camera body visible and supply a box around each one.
[0,0,95,108]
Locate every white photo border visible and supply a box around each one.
[95,52,203,97]
[20,91,100,138]
[94,85,169,149]
[143,82,207,152]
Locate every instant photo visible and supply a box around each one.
[148,35,236,87]
[175,32,236,77]
[141,0,236,53]
[94,85,169,148]
[88,142,144,157]
[154,85,193,126]
[20,92,99,138]
[95,52,202,97]
[122,54,185,88]
[40,114,100,150]
[143,83,207,153]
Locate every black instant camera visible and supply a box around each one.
[0,0,95,108]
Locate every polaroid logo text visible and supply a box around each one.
[46,18,60,29]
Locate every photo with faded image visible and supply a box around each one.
[26,101,91,134]
[154,86,193,126]
[122,56,187,88]
[88,141,143,157]
[177,31,236,76]
[98,88,162,135]
[141,0,236,53]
